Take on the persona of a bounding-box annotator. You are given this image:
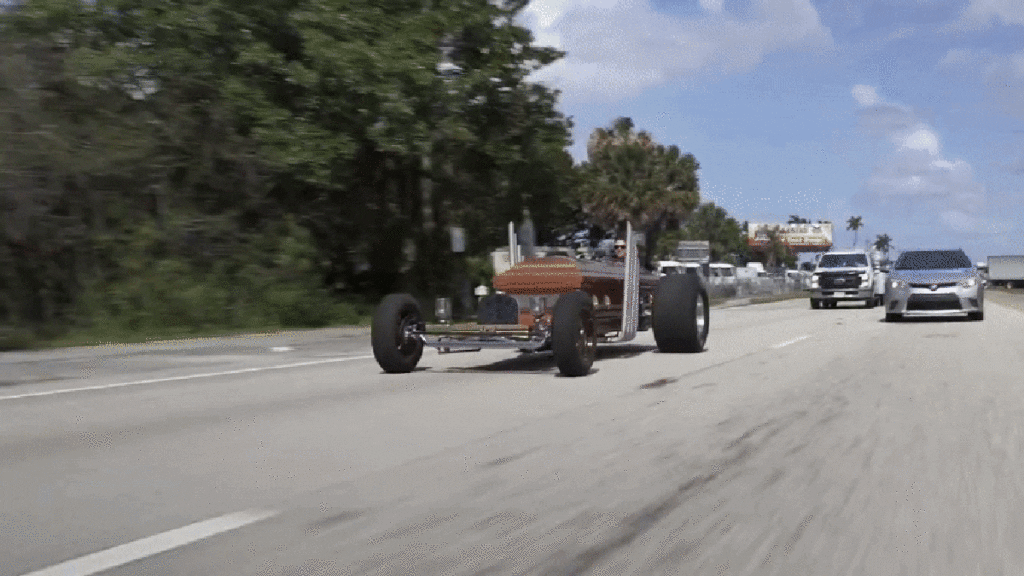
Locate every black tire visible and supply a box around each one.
[653,274,709,353]
[810,299,820,310]
[371,294,424,373]
[551,290,596,377]
[885,312,901,323]
[865,298,875,309]
[968,311,984,321]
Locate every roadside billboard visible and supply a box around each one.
[747,221,833,253]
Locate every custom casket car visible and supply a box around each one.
[371,222,710,377]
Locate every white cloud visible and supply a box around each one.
[958,0,1024,28]
[700,0,725,14]
[979,49,1024,121]
[521,0,833,102]
[937,48,981,69]
[902,127,940,155]
[852,85,989,234]
[851,84,879,106]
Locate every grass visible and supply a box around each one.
[3,290,813,352]
[0,301,374,352]
[710,290,808,307]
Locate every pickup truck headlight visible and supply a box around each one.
[890,279,907,289]
[810,274,819,288]
[860,274,870,287]
[958,277,977,288]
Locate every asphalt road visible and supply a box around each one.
[3,291,1024,575]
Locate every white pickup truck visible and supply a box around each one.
[808,249,878,309]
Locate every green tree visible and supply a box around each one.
[578,117,700,266]
[0,0,576,338]
[764,227,796,269]
[873,233,892,258]
[847,216,863,248]
[788,215,810,224]
[655,202,746,264]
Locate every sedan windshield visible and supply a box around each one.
[894,250,971,270]
[818,254,868,268]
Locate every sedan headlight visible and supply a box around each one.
[958,277,978,288]
[890,279,907,289]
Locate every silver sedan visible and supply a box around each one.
[883,249,984,322]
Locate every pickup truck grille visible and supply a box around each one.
[819,272,861,289]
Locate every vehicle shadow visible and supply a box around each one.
[436,343,657,374]
[876,315,972,323]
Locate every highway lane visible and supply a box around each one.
[3,294,1024,575]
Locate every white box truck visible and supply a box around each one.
[988,255,1024,288]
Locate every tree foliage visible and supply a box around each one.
[0,0,574,337]
[655,202,746,264]
[846,215,864,247]
[873,233,892,257]
[577,117,700,262]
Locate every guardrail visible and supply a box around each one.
[708,278,809,299]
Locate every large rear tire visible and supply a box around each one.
[653,274,709,353]
[371,294,424,373]
[551,291,596,377]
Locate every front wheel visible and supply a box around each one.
[371,294,424,373]
[551,291,596,377]
[653,274,709,353]
[810,298,820,310]
[968,311,984,321]
[885,312,901,323]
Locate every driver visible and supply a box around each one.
[613,239,627,261]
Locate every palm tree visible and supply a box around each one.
[847,216,863,248]
[873,233,892,257]
[580,117,701,266]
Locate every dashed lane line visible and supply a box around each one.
[0,355,375,401]
[773,335,811,349]
[19,509,278,576]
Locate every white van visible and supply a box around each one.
[656,260,686,276]
[708,263,737,286]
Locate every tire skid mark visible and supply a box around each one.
[534,410,810,575]
[639,377,678,390]
[481,446,542,468]
[303,510,365,538]
[369,512,459,543]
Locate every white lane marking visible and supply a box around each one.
[271,346,294,352]
[0,355,375,401]
[773,335,810,349]
[20,509,277,576]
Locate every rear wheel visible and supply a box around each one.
[371,294,424,373]
[551,291,596,377]
[653,274,709,353]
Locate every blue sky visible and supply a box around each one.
[519,0,1024,263]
